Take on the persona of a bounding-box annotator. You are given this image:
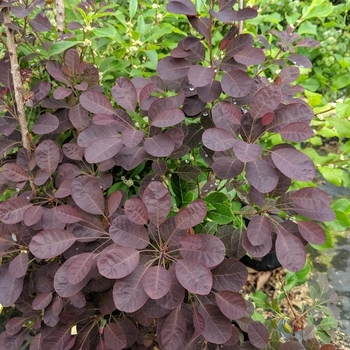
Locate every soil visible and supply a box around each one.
[243,266,350,350]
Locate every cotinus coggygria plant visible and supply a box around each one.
[0,0,336,349]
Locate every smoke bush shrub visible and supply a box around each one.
[0,0,337,349]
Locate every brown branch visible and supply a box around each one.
[3,7,36,192]
[55,0,66,36]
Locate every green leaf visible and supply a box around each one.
[171,174,189,206]
[333,74,350,90]
[319,316,338,331]
[316,329,331,344]
[144,26,174,43]
[206,204,233,225]
[304,90,323,108]
[310,227,333,250]
[183,192,194,206]
[201,221,218,234]
[45,41,82,57]
[309,285,318,301]
[326,209,350,231]
[332,198,350,212]
[302,3,333,20]
[318,167,346,187]
[300,78,320,92]
[251,290,268,309]
[327,118,350,138]
[93,26,118,38]
[298,21,318,35]
[204,192,230,206]
[129,0,138,19]
[336,101,350,119]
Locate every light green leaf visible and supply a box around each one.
[129,0,138,19]
[333,74,350,90]
[319,316,338,331]
[318,167,345,186]
[336,101,350,119]
[332,198,350,212]
[298,21,318,35]
[327,118,350,137]
[302,3,333,20]
[92,26,118,38]
[45,41,82,57]
[206,204,233,225]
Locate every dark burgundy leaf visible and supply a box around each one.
[142,266,171,300]
[246,160,278,193]
[176,165,201,181]
[107,190,124,217]
[69,104,89,131]
[121,129,144,148]
[221,70,252,98]
[236,7,258,20]
[242,230,272,258]
[250,85,282,120]
[97,246,139,279]
[32,292,53,310]
[233,140,262,162]
[159,309,187,350]
[188,16,210,40]
[80,91,114,115]
[181,234,225,268]
[288,54,312,68]
[0,197,31,224]
[187,66,215,87]
[65,48,81,73]
[160,217,187,247]
[77,124,121,147]
[175,259,212,295]
[29,12,51,31]
[144,134,175,157]
[164,127,184,150]
[152,108,185,128]
[114,146,147,170]
[212,101,241,131]
[55,205,82,224]
[292,188,331,211]
[113,263,149,312]
[31,113,59,135]
[33,169,50,186]
[296,38,320,48]
[92,113,115,125]
[110,215,149,249]
[209,8,237,22]
[166,0,197,16]
[247,321,269,348]
[46,61,69,84]
[198,304,232,344]
[35,140,61,174]
[112,77,137,111]
[276,228,306,271]
[212,258,248,292]
[142,298,171,319]
[297,221,326,245]
[29,229,76,259]
[182,95,207,116]
[279,66,300,84]
[157,57,192,80]
[9,252,28,278]
[152,159,168,176]
[0,270,24,307]
[142,181,171,227]
[234,47,265,65]
[71,176,105,215]
[202,128,235,151]
[226,33,254,57]
[215,291,247,320]
[85,136,123,163]
[247,216,272,246]
[175,199,207,229]
[280,122,314,142]
[212,156,244,179]
[104,323,127,350]
[5,317,25,336]
[53,86,72,99]
[124,198,148,225]
[67,252,94,284]
[197,79,222,102]
[62,143,84,161]
[271,148,315,181]
[2,163,29,182]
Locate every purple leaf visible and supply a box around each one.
[29,12,51,31]
[29,229,77,259]
[176,165,201,181]
[2,163,29,182]
[80,91,114,115]
[0,197,31,224]
[142,181,171,227]
[65,48,81,73]
[188,16,210,40]
[212,101,241,130]
[33,169,50,186]
[280,122,314,142]
[212,156,244,179]
[53,86,72,99]
[9,252,28,278]
[276,228,306,271]
[242,229,273,258]
[152,108,185,128]
[124,198,149,225]
[113,263,149,312]
[77,124,120,147]
[175,259,212,295]
[212,258,248,292]
[97,246,140,279]
[166,0,197,16]
[215,291,247,320]
[187,65,215,87]
[142,266,171,300]
[279,340,307,350]
[247,321,269,348]
[46,61,68,84]
[234,47,265,65]
[144,134,175,157]
[62,143,84,161]
[114,146,147,170]
[35,140,61,174]
[181,234,225,268]
[5,317,25,336]
[221,70,253,98]
[250,85,282,119]
[31,113,59,135]
[67,252,94,284]
[226,33,254,57]
[233,140,262,162]
[0,269,24,307]
[68,104,89,131]
[55,205,82,224]
[104,323,127,350]
[112,77,137,111]
[175,199,207,229]
[279,66,300,84]
[159,309,187,350]
[198,304,232,344]
[288,54,312,68]
[107,190,124,217]
[92,113,115,125]
[292,188,331,210]
[210,8,238,22]
[152,159,168,176]
[197,79,222,102]
[246,160,279,193]
[271,148,315,181]
[297,221,326,245]
[32,292,53,310]
[160,217,187,247]
[121,129,144,148]
[71,176,105,215]
[247,216,272,246]
[85,136,123,163]
[202,128,235,151]
[110,215,149,249]
[157,57,192,80]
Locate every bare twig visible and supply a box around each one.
[56,0,66,36]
